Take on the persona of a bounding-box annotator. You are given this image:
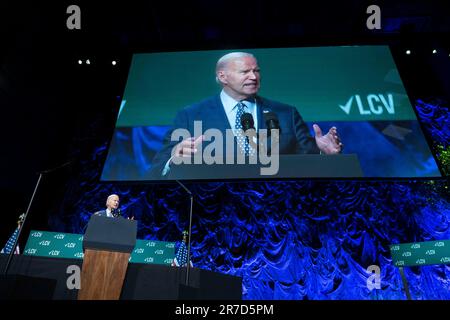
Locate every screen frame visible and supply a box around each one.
[99,40,447,183]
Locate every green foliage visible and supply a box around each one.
[436,145,450,176]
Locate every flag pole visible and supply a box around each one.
[2,160,72,275]
[2,173,43,275]
[175,180,193,286]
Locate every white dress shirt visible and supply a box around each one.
[105,208,113,217]
[220,90,258,132]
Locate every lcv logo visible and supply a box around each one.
[339,94,395,115]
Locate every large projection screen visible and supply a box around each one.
[101,46,442,181]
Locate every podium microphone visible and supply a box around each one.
[240,112,255,131]
[261,111,281,155]
[264,111,281,134]
[240,113,257,149]
[112,208,121,218]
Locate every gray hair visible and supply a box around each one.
[107,194,119,201]
[215,52,256,84]
[106,194,119,205]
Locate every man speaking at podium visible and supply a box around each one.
[94,194,122,218]
[150,52,344,178]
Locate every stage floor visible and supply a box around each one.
[0,254,242,300]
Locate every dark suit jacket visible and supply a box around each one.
[93,209,121,218]
[150,94,319,178]
[94,210,108,217]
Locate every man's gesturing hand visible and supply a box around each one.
[313,124,344,154]
[174,135,204,157]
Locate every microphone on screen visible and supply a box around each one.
[261,111,281,155]
[240,112,255,131]
[240,113,257,150]
[263,111,281,135]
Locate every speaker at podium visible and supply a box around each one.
[78,214,137,300]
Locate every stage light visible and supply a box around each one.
[432,49,437,54]
[86,59,91,65]
[78,60,82,65]
[406,50,411,55]
[112,60,117,66]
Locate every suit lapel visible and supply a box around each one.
[206,95,232,131]
[256,96,267,130]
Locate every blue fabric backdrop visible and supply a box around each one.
[48,99,449,300]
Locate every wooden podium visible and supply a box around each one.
[78,215,137,300]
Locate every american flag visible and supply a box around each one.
[172,231,193,267]
[1,228,20,255]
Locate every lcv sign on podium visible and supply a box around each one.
[78,215,137,300]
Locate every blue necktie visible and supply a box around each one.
[235,102,255,156]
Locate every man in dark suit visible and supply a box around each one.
[150,52,343,178]
[94,194,121,218]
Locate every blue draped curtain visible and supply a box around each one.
[48,99,450,300]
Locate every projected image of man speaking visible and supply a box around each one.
[101,46,442,180]
[150,52,343,178]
